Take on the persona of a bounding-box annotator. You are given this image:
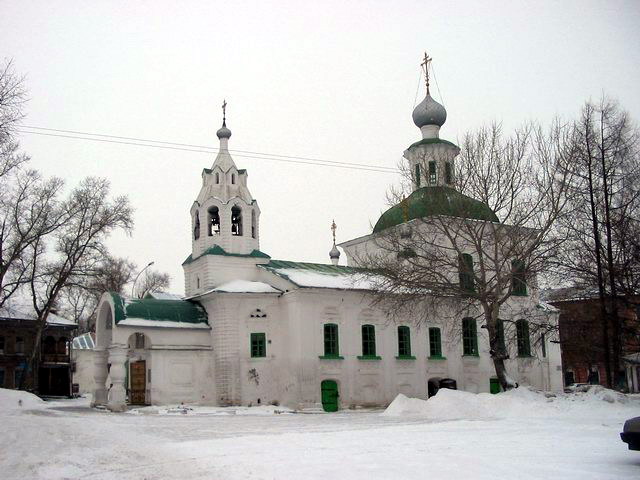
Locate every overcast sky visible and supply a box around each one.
[2,0,639,295]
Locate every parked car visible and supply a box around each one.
[621,417,640,451]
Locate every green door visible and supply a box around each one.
[321,380,339,412]
[490,377,501,394]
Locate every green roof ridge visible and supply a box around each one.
[182,246,271,265]
[373,186,499,233]
[408,138,459,149]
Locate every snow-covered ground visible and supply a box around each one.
[1,387,639,479]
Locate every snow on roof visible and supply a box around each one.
[72,332,95,350]
[260,260,378,291]
[535,301,559,313]
[210,280,281,294]
[118,318,211,329]
[145,291,184,300]
[0,302,76,326]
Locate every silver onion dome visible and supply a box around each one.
[216,123,232,139]
[412,94,447,128]
[329,245,340,259]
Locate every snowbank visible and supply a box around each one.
[0,388,45,411]
[128,403,294,416]
[382,386,635,420]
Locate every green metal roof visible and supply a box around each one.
[182,245,271,265]
[373,186,499,233]
[110,293,208,325]
[408,138,459,149]
[263,259,360,275]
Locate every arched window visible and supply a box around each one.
[215,172,220,184]
[361,324,376,357]
[231,173,236,185]
[57,337,68,355]
[193,211,200,240]
[459,253,475,292]
[231,205,243,236]
[43,336,56,354]
[251,210,256,239]
[397,326,412,357]
[428,161,437,184]
[462,317,478,356]
[196,277,200,289]
[323,323,339,357]
[445,162,453,184]
[415,164,421,187]
[511,260,527,296]
[516,319,531,357]
[208,206,220,236]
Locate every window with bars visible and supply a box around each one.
[428,161,437,184]
[445,162,453,184]
[459,253,475,292]
[361,324,376,357]
[415,164,421,187]
[429,327,442,358]
[462,317,478,356]
[397,326,411,357]
[516,320,531,357]
[511,260,527,296]
[323,324,339,357]
[250,333,266,358]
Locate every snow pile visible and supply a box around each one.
[0,388,45,411]
[382,386,636,420]
[128,403,294,416]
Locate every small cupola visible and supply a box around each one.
[412,52,447,140]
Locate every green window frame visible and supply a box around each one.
[516,320,531,357]
[250,332,266,358]
[462,317,478,356]
[511,260,527,296]
[415,164,421,187]
[428,161,437,185]
[323,323,339,357]
[445,162,453,184]
[361,324,376,357]
[397,326,412,357]
[429,327,443,358]
[459,253,475,292]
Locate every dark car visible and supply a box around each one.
[621,417,640,451]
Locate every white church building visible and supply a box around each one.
[92,65,564,412]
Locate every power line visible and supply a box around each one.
[17,125,398,174]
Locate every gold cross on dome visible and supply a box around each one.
[421,52,432,95]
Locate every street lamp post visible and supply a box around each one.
[131,261,154,298]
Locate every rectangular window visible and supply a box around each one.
[250,333,266,358]
[462,317,478,356]
[323,324,339,356]
[428,161,437,185]
[459,254,475,292]
[15,337,24,354]
[516,320,531,357]
[445,162,453,184]
[14,367,24,387]
[397,326,411,357]
[512,260,527,296]
[0,336,4,354]
[0,367,4,388]
[541,333,546,358]
[361,324,376,356]
[429,327,442,357]
[415,164,421,187]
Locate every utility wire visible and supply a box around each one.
[17,125,398,174]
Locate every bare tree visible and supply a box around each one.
[21,177,133,389]
[358,122,574,390]
[135,269,171,299]
[552,98,640,387]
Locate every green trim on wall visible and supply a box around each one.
[395,355,416,360]
[428,355,447,360]
[318,355,344,360]
[408,138,459,149]
[357,355,382,360]
[182,245,271,265]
